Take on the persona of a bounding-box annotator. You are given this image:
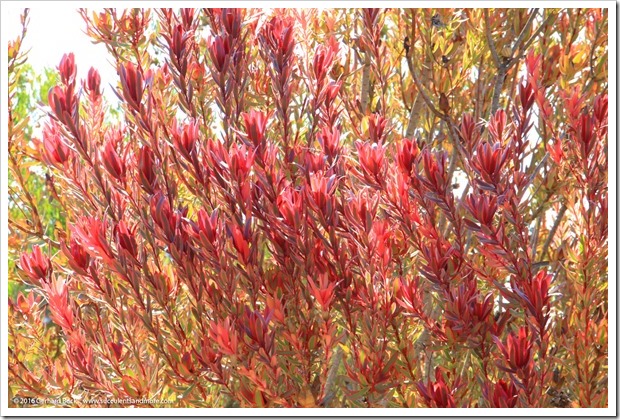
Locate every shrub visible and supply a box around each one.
[8,7,608,408]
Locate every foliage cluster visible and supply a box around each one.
[8,8,608,408]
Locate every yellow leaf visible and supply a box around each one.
[572,47,587,65]
[361,116,369,137]
[296,387,316,408]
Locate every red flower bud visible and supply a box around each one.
[262,16,295,63]
[308,273,336,311]
[114,220,139,261]
[72,217,115,265]
[594,93,608,126]
[370,219,391,266]
[209,318,238,356]
[277,187,303,227]
[471,142,509,187]
[525,51,541,85]
[518,81,536,111]
[304,150,325,173]
[546,136,564,165]
[172,119,199,160]
[487,109,508,143]
[119,62,144,110]
[464,193,497,227]
[108,341,124,363]
[308,172,333,211]
[313,44,336,82]
[86,67,101,98]
[459,113,480,149]
[396,137,419,176]
[229,223,250,264]
[229,144,254,181]
[48,84,78,125]
[138,146,157,193]
[170,24,187,62]
[490,380,518,408]
[19,245,51,283]
[43,277,74,333]
[416,367,456,408]
[577,112,595,157]
[564,88,584,123]
[242,110,269,148]
[323,82,341,106]
[494,327,533,372]
[180,8,195,30]
[367,114,388,144]
[102,140,126,181]
[221,8,242,39]
[58,52,76,86]
[421,150,449,195]
[195,208,219,244]
[317,126,341,159]
[356,141,385,179]
[514,270,552,329]
[243,307,274,355]
[61,239,91,275]
[41,122,70,167]
[209,35,230,73]
[150,192,179,241]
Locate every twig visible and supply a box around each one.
[405,96,419,138]
[531,214,542,262]
[406,53,464,157]
[321,345,343,407]
[484,9,501,67]
[583,17,603,94]
[487,9,551,117]
[360,53,371,114]
[405,55,444,121]
[511,8,540,57]
[541,203,567,260]
[516,12,558,61]
[530,190,555,221]
[490,66,508,117]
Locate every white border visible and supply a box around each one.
[1,1,616,417]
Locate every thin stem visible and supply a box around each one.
[540,203,567,260]
[484,9,501,67]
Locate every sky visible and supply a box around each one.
[4,5,118,96]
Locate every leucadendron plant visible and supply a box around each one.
[8,7,608,408]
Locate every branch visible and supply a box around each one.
[485,8,509,116]
[320,345,343,407]
[510,8,540,58]
[360,53,371,114]
[488,9,556,117]
[406,52,468,182]
[490,66,508,117]
[584,17,603,94]
[541,203,567,260]
[484,9,501,67]
[405,54,444,121]
[516,12,558,60]
[530,189,555,221]
[405,95,420,138]
[531,213,542,262]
